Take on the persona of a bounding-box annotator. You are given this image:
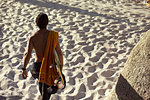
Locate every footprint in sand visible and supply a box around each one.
[88,66,96,72]
[106,53,118,58]
[0,55,9,61]
[118,49,126,54]
[28,85,38,94]
[78,41,87,45]
[102,58,109,64]
[109,48,117,52]
[83,26,90,32]
[92,28,101,33]
[67,35,73,39]
[68,77,75,85]
[11,58,20,66]
[67,71,73,76]
[101,47,107,52]
[67,40,75,49]
[119,24,127,30]
[67,87,75,94]
[107,84,112,89]
[0,66,3,69]
[87,73,98,90]
[78,83,86,92]
[83,45,94,53]
[98,37,106,42]
[101,70,115,77]
[68,22,76,26]
[98,89,106,95]
[7,70,15,80]
[97,62,104,69]
[76,56,85,63]
[76,72,83,78]
[75,92,86,100]
[67,44,74,49]
[1,79,18,90]
[66,96,74,100]
[89,56,100,62]
[68,39,75,45]
[13,54,23,59]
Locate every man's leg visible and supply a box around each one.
[39,82,51,100]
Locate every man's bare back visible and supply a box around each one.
[23,29,63,71]
[31,29,49,62]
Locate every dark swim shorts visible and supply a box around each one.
[30,62,42,79]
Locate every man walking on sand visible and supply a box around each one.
[22,13,63,100]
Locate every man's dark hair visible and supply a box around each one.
[36,13,48,29]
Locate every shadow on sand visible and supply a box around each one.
[0,95,23,100]
[15,0,130,23]
[115,74,143,100]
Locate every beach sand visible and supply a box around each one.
[0,0,150,99]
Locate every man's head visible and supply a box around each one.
[36,13,48,29]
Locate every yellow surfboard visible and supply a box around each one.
[54,50,66,89]
[145,3,150,6]
[142,0,150,6]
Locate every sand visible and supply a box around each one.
[0,0,150,100]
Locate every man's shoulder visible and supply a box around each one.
[28,32,37,41]
[31,31,41,38]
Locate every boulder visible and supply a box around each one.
[106,30,150,100]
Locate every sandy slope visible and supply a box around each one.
[0,0,150,100]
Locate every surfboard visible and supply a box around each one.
[145,3,150,6]
[141,0,150,6]
[54,50,66,90]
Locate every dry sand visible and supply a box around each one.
[0,0,150,100]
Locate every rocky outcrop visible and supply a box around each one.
[106,30,150,100]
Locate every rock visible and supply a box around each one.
[106,30,150,100]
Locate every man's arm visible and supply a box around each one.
[55,42,63,70]
[23,37,33,69]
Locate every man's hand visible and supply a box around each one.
[22,70,27,79]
